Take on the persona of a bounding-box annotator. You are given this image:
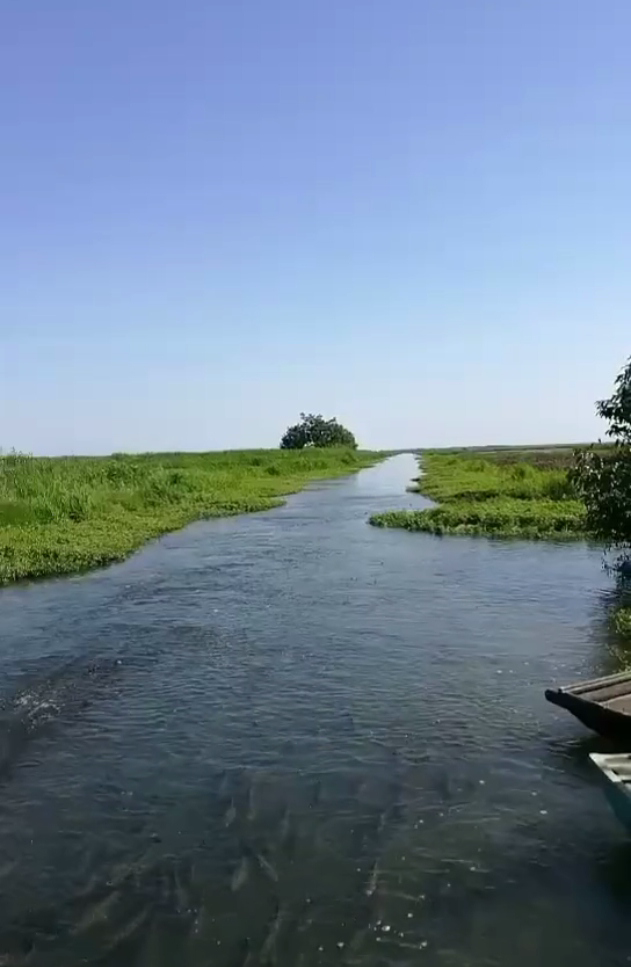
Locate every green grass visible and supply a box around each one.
[371,498,586,538]
[0,448,381,585]
[613,608,631,638]
[413,450,576,502]
[370,447,588,539]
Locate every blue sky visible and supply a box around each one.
[1,0,630,454]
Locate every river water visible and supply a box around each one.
[0,455,630,966]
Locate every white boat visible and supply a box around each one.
[590,753,631,831]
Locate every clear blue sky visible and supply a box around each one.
[1,0,629,454]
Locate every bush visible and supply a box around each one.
[571,357,631,557]
[280,413,357,449]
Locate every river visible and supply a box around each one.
[0,454,629,966]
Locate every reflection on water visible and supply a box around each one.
[0,455,628,965]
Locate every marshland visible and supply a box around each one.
[1,451,630,966]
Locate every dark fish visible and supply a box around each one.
[73,890,122,935]
[230,856,250,892]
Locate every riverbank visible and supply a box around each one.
[1,450,620,966]
[370,447,588,538]
[0,448,382,584]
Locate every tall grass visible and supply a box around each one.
[0,448,381,584]
[370,448,588,539]
[416,452,575,503]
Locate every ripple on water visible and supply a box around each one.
[0,456,625,965]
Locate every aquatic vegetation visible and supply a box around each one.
[0,448,381,584]
[371,498,586,539]
[613,608,631,638]
[371,448,588,539]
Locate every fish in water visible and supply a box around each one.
[231,856,250,893]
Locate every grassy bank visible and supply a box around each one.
[370,447,589,539]
[0,448,381,585]
[614,608,631,637]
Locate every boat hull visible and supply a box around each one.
[590,753,631,833]
[545,670,631,740]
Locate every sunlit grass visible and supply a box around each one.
[0,448,381,584]
[613,608,631,638]
[370,448,588,539]
[415,451,576,503]
[371,498,586,538]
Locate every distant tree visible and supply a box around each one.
[570,357,631,558]
[280,413,357,450]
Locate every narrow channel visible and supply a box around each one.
[0,455,627,966]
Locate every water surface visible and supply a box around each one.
[0,455,629,966]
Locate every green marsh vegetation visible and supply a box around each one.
[613,608,631,637]
[0,448,380,585]
[370,446,590,539]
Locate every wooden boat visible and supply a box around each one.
[545,669,631,740]
[590,753,631,832]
